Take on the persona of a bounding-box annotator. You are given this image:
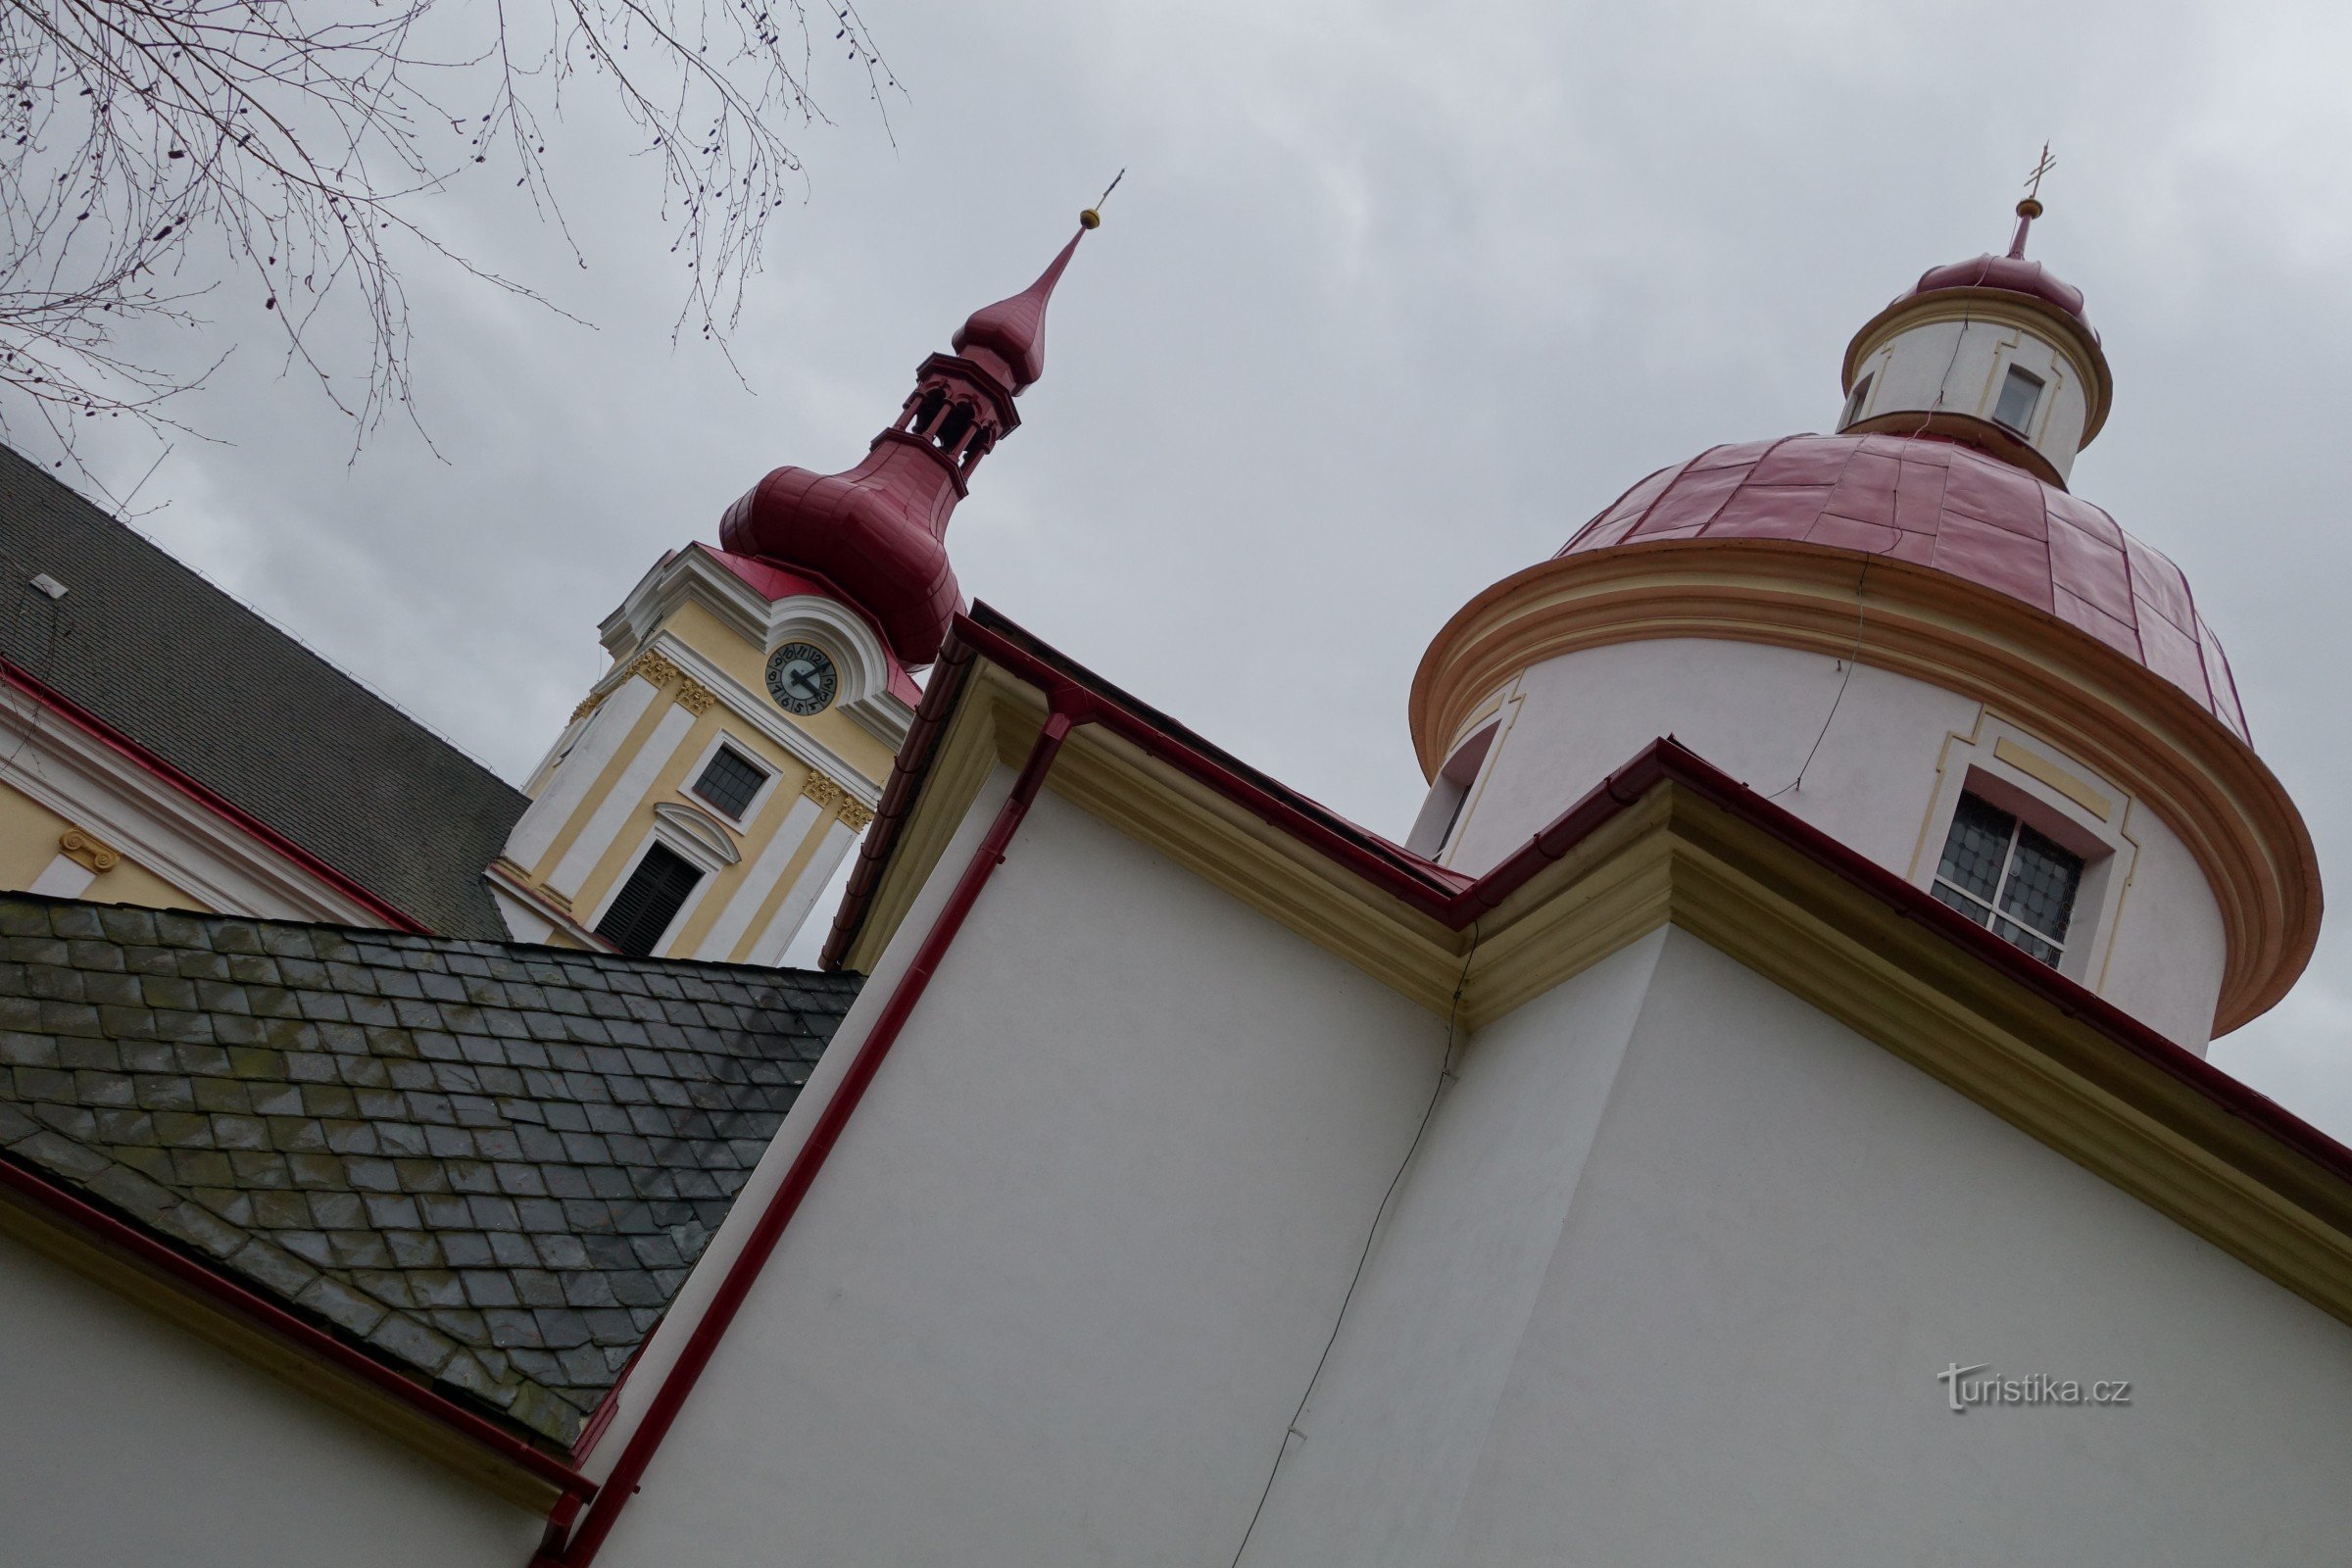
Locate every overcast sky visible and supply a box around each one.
[26,0,2352,1137]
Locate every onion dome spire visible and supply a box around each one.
[718,209,1104,666]
[1837,160,2110,487]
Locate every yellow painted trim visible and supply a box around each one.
[1437,687,1523,870]
[849,665,2352,1332]
[721,796,839,965]
[527,685,683,882]
[0,1188,560,1512]
[1994,735,2113,821]
[1841,289,2113,444]
[569,706,725,933]
[841,684,1008,974]
[669,766,808,957]
[1407,540,2320,1032]
[1902,710,1989,884]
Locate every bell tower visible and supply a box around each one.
[486,218,1100,961]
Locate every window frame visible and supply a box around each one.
[1930,792,2085,964]
[1991,363,2045,435]
[592,840,706,956]
[1840,372,1875,430]
[1405,712,1505,861]
[690,743,770,823]
[676,730,779,827]
[1907,719,2136,990]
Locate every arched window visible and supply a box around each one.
[1404,718,1500,859]
[934,401,973,455]
[910,387,947,435]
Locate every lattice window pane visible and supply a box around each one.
[1999,823,2084,945]
[1936,794,2014,904]
[692,747,767,819]
[1931,879,1994,928]
[595,844,703,957]
[1990,914,2062,966]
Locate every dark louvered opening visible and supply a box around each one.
[595,843,703,956]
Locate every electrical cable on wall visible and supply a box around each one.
[1766,302,1972,799]
[1226,920,1484,1567]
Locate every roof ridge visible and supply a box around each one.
[0,443,522,800]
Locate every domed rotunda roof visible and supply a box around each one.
[1893,251,2093,338]
[1559,432,2247,743]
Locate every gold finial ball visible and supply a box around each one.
[1079,208,1102,230]
[2016,197,2044,220]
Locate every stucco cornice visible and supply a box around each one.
[830,609,2352,1338]
[1842,287,2114,444]
[1408,540,2319,1034]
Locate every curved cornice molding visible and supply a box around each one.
[1842,288,2114,445]
[598,549,915,757]
[1409,539,2319,1033]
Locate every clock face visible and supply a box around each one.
[765,641,839,715]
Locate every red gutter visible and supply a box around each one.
[564,604,2352,1568]
[534,695,1092,1568]
[832,607,2352,1196]
[0,661,431,934]
[0,1148,595,1499]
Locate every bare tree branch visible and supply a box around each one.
[0,0,896,473]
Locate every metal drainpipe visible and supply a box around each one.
[534,700,1088,1567]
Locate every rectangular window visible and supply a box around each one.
[1840,373,1874,429]
[691,746,767,819]
[1930,792,2083,965]
[1992,365,2044,433]
[594,843,703,956]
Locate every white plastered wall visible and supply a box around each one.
[590,773,1450,1568]
[1432,638,2230,1049]
[1843,314,2092,480]
[1244,929,2352,1566]
[0,1231,542,1568]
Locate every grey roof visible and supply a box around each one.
[0,445,526,937]
[0,892,862,1445]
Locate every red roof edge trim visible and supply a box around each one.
[0,1146,597,1498]
[0,660,431,934]
[824,608,2352,1198]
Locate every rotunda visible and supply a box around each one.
[1409,202,2318,1052]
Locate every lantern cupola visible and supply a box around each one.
[1835,195,2112,486]
[718,223,1094,666]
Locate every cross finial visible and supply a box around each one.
[2024,143,2057,203]
[2009,144,2055,258]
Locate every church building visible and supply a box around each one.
[1,190,2348,1567]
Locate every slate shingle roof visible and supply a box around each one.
[0,892,861,1445]
[0,444,527,936]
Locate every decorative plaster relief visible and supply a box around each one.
[800,775,850,816]
[58,827,121,874]
[629,651,682,690]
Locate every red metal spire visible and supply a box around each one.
[717,219,1100,667]
[953,226,1086,394]
[2007,197,2040,260]
[2009,144,2055,258]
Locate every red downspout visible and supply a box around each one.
[533,701,1088,1567]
